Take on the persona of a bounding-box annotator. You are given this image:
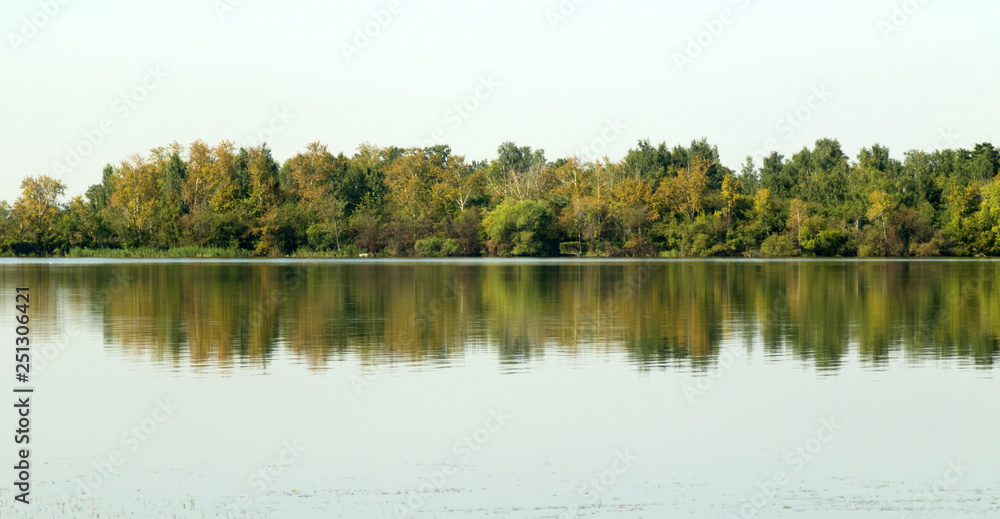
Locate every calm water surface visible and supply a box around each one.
[0,259,997,518]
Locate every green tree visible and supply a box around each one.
[483,199,556,256]
[975,176,1000,254]
[488,142,549,202]
[745,188,784,245]
[336,143,386,214]
[624,139,671,188]
[58,196,98,251]
[739,156,761,196]
[944,182,982,255]
[801,139,850,209]
[759,152,793,199]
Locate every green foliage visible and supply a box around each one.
[188,205,249,250]
[414,237,460,257]
[306,223,340,252]
[483,199,555,256]
[798,216,851,256]
[449,208,484,256]
[760,233,798,257]
[624,139,671,188]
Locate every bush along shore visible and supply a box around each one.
[5,138,1000,258]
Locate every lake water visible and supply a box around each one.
[1,259,998,518]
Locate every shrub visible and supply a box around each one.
[559,241,582,256]
[415,237,460,257]
[482,199,556,256]
[760,233,798,257]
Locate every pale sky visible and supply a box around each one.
[1,0,997,204]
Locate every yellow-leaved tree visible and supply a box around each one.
[866,189,894,241]
[108,154,160,246]
[12,175,66,247]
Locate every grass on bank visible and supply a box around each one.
[66,246,252,258]
[63,245,373,259]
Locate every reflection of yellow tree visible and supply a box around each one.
[1,266,62,347]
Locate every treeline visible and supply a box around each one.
[4,138,1000,257]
